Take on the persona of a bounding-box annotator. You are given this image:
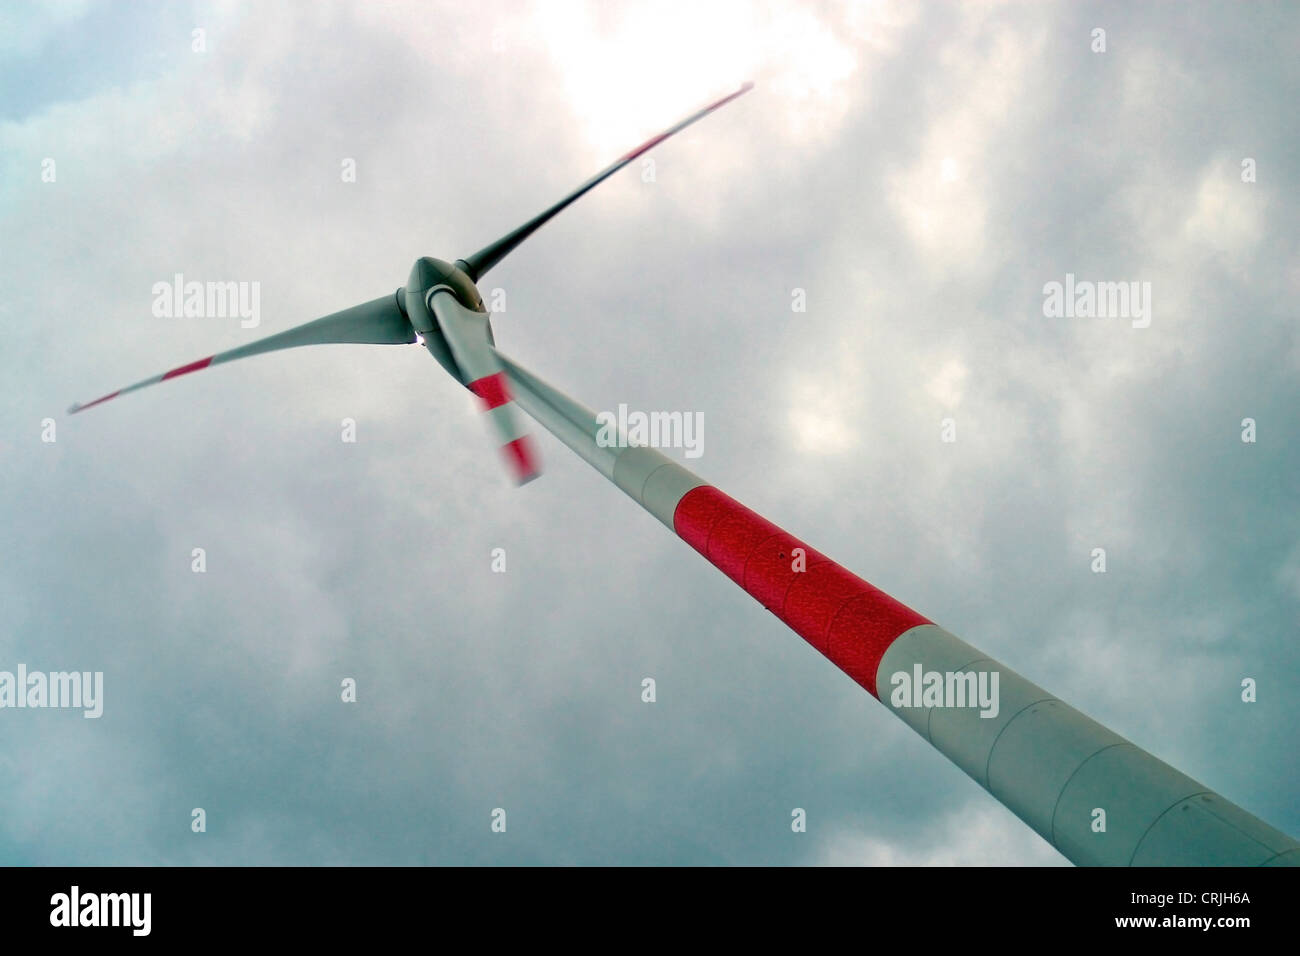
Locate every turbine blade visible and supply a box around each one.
[456,81,754,282]
[427,290,540,485]
[69,291,415,414]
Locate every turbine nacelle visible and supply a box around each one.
[403,256,489,384]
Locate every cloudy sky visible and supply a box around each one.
[1,0,1296,865]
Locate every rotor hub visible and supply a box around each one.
[406,257,484,314]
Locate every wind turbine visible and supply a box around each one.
[70,83,1299,867]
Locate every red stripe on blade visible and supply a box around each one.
[618,131,673,163]
[71,391,121,413]
[502,435,540,484]
[617,82,754,162]
[162,355,214,380]
[468,372,511,410]
[672,485,929,698]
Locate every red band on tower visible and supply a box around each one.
[672,485,929,697]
